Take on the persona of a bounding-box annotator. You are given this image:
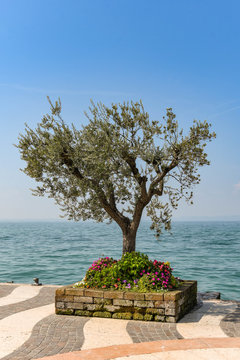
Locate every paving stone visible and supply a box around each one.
[0,286,56,320]
[0,284,18,298]
[220,303,240,337]
[1,314,89,360]
[126,320,183,342]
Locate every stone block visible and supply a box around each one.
[66,302,84,310]
[112,312,132,320]
[94,298,112,305]
[65,288,85,296]
[105,305,120,312]
[55,287,66,296]
[85,289,104,298]
[165,308,176,316]
[164,300,177,309]
[113,299,133,306]
[144,314,153,321]
[124,292,145,300]
[75,310,92,317]
[74,296,93,303]
[154,300,165,308]
[56,302,65,309]
[134,300,154,308]
[155,315,165,322]
[55,309,74,315]
[104,291,124,299]
[56,295,74,302]
[164,290,181,301]
[93,311,112,318]
[84,304,100,311]
[133,313,144,320]
[145,293,164,301]
[146,308,164,315]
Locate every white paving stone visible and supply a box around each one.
[0,285,41,306]
[0,303,54,359]
[176,300,238,339]
[81,317,133,350]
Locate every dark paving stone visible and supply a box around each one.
[0,284,18,298]
[0,286,56,320]
[220,304,240,337]
[126,320,183,342]
[2,314,89,360]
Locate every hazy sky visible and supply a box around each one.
[0,0,239,221]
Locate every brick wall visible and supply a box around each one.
[55,280,197,322]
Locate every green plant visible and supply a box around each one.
[115,252,150,282]
[75,252,180,292]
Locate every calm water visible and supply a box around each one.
[0,221,239,300]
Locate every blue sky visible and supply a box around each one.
[0,0,239,221]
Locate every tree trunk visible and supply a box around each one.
[122,230,136,254]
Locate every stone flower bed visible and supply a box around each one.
[55,280,197,322]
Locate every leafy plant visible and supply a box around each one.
[76,252,180,292]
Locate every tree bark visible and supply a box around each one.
[122,229,137,253]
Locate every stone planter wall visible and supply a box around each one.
[55,280,197,323]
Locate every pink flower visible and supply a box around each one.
[140,273,143,276]
[152,278,155,281]
[142,270,145,273]
[155,272,158,275]
[152,282,155,285]
[157,278,160,281]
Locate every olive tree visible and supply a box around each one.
[16,99,216,253]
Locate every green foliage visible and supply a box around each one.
[77,252,179,292]
[115,252,150,282]
[16,98,216,249]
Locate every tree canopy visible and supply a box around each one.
[16,99,216,253]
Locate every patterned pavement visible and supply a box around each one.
[0,284,18,298]
[2,315,89,360]
[127,321,183,342]
[0,284,239,360]
[220,303,240,337]
[0,286,55,321]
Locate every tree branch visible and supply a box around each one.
[122,153,148,201]
[148,158,178,200]
[60,149,130,230]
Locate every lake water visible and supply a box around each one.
[0,221,239,300]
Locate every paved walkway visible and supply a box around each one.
[0,283,239,360]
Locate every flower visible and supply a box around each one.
[152,282,155,285]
